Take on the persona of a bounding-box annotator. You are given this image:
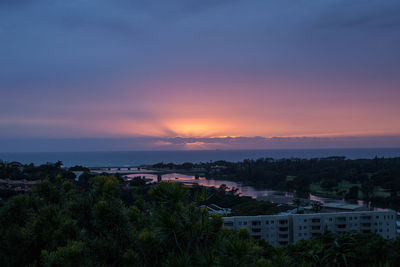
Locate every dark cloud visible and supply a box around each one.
[0,0,32,7]
[1,0,399,86]
[180,0,240,14]
[317,1,400,29]
[56,15,140,36]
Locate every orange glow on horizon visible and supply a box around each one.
[163,119,230,137]
[78,75,400,141]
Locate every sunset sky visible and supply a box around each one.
[1,0,400,151]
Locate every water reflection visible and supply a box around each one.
[125,173,352,204]
[92,167,153,174]
[123,172,395,212]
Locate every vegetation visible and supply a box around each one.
[0,160,74,181]
[1,159,400,265]
[152,157,400,211]
[0,172,399,266]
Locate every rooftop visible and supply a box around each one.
[321,203,364,211]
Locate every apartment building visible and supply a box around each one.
[223,210,397,247]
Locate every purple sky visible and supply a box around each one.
[1,0,400,151]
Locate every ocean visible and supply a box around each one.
[1,148,400,167]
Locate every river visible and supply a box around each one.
[125,172,377,209]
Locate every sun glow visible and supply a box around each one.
[165,120,230,137]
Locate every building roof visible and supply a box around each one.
[322,202,364,211]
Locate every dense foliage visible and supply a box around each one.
[0,161,75,181]
[1,176,400,266]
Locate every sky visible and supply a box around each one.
[1,0,400,151]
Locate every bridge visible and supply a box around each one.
[88,167,202,181]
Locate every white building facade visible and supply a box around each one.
[223,211,397,247]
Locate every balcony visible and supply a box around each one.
[361,223,371,229]
[278,234,289,239]
[336,217,346,222]
[336,224,346,229]
[360,216,372,222]
[279,220,289,225]
[311,218,321,224]
[311,225,321,231]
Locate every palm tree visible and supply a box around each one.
[293,198,302,208]
[311,202,322,213]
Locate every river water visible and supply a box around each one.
[125,172,373,208]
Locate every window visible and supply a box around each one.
[329,218,333,221]
[243,222,247,225]
[279,220,288,224]
[304,219,307,222]
[299,226,302,230]
[311,218,320,223]
[266,221,269,225]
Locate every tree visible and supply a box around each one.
[345,186,359,200]
[293,198,302,209]
[361,180,374,202]
[312,202,322,213]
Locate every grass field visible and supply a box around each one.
[309,180,390,199]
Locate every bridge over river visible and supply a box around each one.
[89,166,202,179]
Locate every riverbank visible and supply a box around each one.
[89,163,399,212]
